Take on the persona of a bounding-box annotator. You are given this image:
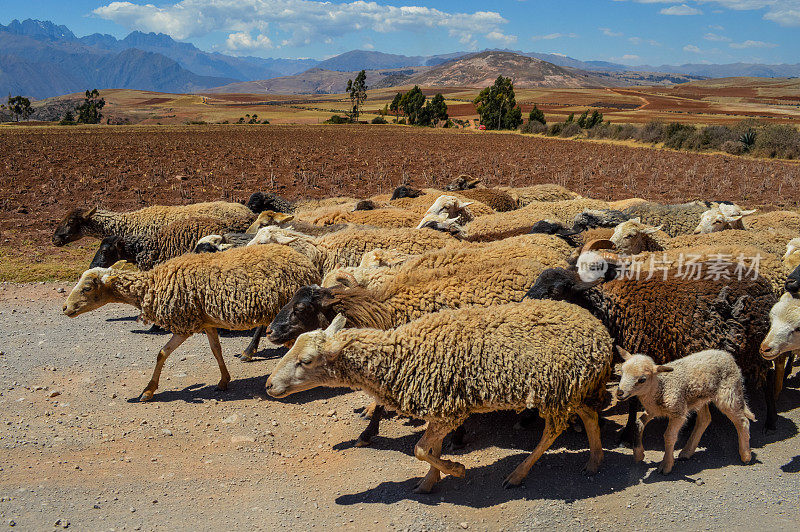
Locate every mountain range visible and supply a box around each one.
[2,18,800,99]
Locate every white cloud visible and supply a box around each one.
[683,44,703,52]
[628,36,661,46]
[599,27,623,37]
[703,32,731,41]
[729,39,778,48]
[531,32,578,41]
[486,31,518,46]
[226,32,273,51]
[93,0,509,47]
[660,4,702,15]
[625,1,800,27]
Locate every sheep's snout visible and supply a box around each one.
[759,342,778,360]
[615,388,627,400]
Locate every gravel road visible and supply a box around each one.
[1,283,798,530]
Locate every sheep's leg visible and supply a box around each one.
[413,421,465,493]
[240,325,265,362]
[205,327,231,391]
[633,411,654,462]
[576,405,603,475]
[356,404,385,447]
[503,417,562,489]
[785,352,796,384]
[139,333,189,402]
[774,354,788,400]
[657,417,683,474]
[764,367,777,431]
[718,404,752,464]
[618,397,641,447]
[679,404,711,460]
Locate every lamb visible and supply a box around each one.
[321,249,415,291]
[246,191,294,213]
[759,292,800,397]
[693,204,757,234]
[52,201,255,247]
[246,210,352,236]
[525,263,777,432]
[266,299,614,492]
[89,216,235,270]
[63,244,320,401]
[573,209,632,231]
[616,347,754,474]
[621,201,710,237]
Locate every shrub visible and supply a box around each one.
[547,123,564,136]
[662,123,697,150]
[612,124,638,140]
[721,140,746,155]
[324,114,351,124]
[521,120,547,134]
[586,123,612,139]
[637,121,665,143]
[752,124,800,159]
[397,118,406,125]
[698,125,735,150]
[529,104,546,125]
[371,116,388,124]
[559,122,582,138]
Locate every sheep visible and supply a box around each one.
[786,264,800,294]
[461,198,610,242]
[246,191,294,213]
[266,299,614,492]
[693,204,757,234]
[294,204,420,228]
[747,210,800,233]
[529,220,581,246]
[573,209,632,231]
[246,210,352,236]
[759,292,800,400]
[608,198,648,210]
[321,249,415,291]
[785,238,800,274]
[354,199,377,211]
[52,202,255,247]
[457,188,517,212]
[389,184,423,200]
[63,244,320,401]
[390,190,495,217]
[609,219,670,254]
[621,202,710,237]
[445,175,481,191]
[89,216,235,270]
[497,184,580,205]
[616,347,754,474]
[524,263,778,433]
[193,233,256,253]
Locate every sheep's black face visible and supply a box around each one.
[268,286,331,345]
[390,185,422,201]
[89,236,126,268]
[529,220,580,247]
[247,192,293,214]
[194,242,218,253]
[786,264,800,296]
[53,208,91,247]
[354,199,376,211]
[524,268,578,301]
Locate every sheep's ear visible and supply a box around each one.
[643,225,662,234]
[616,346,633,361]
[325,313,346,336]
[458,200,473,208]
[275,234,298,245]
[656,365,674,373]
[631,217,640,224]
[84,206,98,218]
[276,213,294,223]
[741,209,757,216]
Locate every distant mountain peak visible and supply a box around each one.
[1,18,76,41]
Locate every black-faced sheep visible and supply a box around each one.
[525,264,778,431]
[63,245,320,401]
[52,202,255,247]
[266,299,614,492]
[616,347,754,474]
[246,191,294,214]
[390,184,423,200]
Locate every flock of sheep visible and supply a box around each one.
[54,178,800,493]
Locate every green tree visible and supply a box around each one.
[576,109,589,128]
[59,110,76,125]
[426,93,448,126]
[473,76,523,130]
[399,86,426,125]
[587,110,603,128]
[389,92,402,120]
[528,104,546,125]
[346,70,368,122]
[7,95,33,122]
[565,113,574,124]
[76,89,105,124]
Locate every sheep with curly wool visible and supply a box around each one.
[616,347,754,475]
[52,202,256,247]
[266,299,614,492]
[524,263,777,432]
[322,249,416,291]
[63,244,320,401]
[89,216,235,270]
[390,190,496,217]
[746,210,800,234]
[621,201,710,237]
[246,210,353,236]
[498,184,580,206]
[246,192,294,214]
[457,188,517,212]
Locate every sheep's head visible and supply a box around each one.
[246,192,292,214]
[524,267,602,302]
[761,293,800,360]
[786,264,800,295]
[52,206,97,246]
[246,210,294,233]
[573,209,631,231]
[321,268,360,288]
[426,195,473,219]
[610,218,663,254]
[529,220,580,247]
[247,226,303,247]
[90,235,131,268]
[194,234,233,253]
[783,237,800,262]
[693,204,757,234]
[353,199,377,211]
[359,249,411,269]
[616,347,673,401]
[266,314,347,398]
[390,184,422,200]
[445,175,481,191]
[63,267,116,317]
[416,212,464,237]
[268,285,338,345]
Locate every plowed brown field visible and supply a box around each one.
[1,124,798,280]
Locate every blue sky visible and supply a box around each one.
[4,1,799,64]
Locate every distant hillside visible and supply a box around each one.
[314,50,469,71]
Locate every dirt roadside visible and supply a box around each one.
[0,283,798,530]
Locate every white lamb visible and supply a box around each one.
[616,347,754,475]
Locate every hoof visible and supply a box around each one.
[449,463,466,478]
[217,381,229,391]
[502,476,523,490]
[240,353,254,363]
[139,390,155,402]
[355,438,371,448]
[677,450,694,461]
[657,461,673,475]
[583,461,601,476]
[740,451,752,464]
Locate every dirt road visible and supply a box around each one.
[1,283,798,530]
